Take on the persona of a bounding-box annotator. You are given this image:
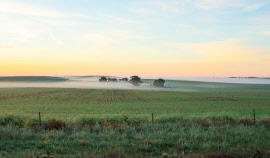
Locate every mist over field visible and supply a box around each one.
[0,76,270,90]
[144,76,270,84]
[0,76,270,92]
[0,76,152,90]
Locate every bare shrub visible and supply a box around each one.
[104,150,123,158]
[259,119,270,127]
[44,119,66,130]
[237,118,254,125]
[205,151,246,158]
[195,119,211,126]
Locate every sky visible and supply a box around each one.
[0,0,270,77]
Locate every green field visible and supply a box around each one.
[0,80,270,121]
[0,80,270,157]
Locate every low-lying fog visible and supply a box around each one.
[0,76,154,90]
[161,77,270,84]
[0,76,269,89]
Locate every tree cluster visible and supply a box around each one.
[99,77,129,82]
[129,76,142,86]
[99,76,107,82]
[108,78,117,82]
[99,76,167,87]
[153,78,165,87]
[120,78,128,82]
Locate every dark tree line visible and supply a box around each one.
[99,76,166,87]
[99,77,129,82]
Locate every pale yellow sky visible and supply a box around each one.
[1,0,270,77]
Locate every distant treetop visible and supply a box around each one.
[153,78,165,87]
[130,75,142,86]
[121,78,128,82]
[99,76,107,82]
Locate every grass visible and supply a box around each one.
[0,80,270,157]
[0,122,270,157]
[0,82,269,121]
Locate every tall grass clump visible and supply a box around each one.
[44,119,66,130]
[0,115,27,127]
[78,116,149,127]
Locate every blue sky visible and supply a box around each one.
[1,0,270,76]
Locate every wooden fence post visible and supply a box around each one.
[39,112,41,126]
[152,113,154,124]
[253,109,256,123]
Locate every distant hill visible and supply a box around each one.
[228,77,270,79]
[70,75,102,77]
[0,76,69,82]
[69,75,123,79]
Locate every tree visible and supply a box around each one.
[99,76,107,82]
[153,78,165,87]
[130,76,142,86]
[108,78,117,82]
[122,78,128,82]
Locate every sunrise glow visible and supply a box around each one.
[1,0,270,77]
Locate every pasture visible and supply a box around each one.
[0,79,270,121]
[0,80,270,157]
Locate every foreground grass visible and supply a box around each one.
[0,119,270,157]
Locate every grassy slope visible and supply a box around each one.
[0,76,69,82]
